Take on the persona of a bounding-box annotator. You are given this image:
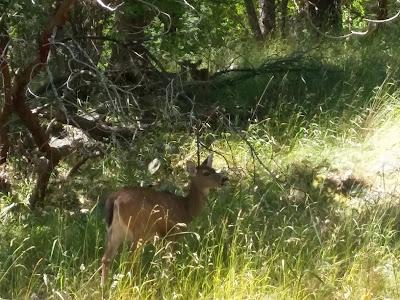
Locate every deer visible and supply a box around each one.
[100,154,228,286]
[180,59,209,81]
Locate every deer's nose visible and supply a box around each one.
[221,176,229,186]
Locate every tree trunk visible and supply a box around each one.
[280,0,289,37]
[0,54,12,165]
[243,0,264,41]
[0,18,11,164]
[0,0,77,207]
[259,0,276,37]
[29,156,60,208]
[377,0,388,20]
[0,17,12,194]
[308,0,342,32]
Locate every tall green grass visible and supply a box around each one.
[1,181,400,299]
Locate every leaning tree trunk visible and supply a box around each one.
[0,0,78,206]
[243,0,264,41]
[259,0,276,37]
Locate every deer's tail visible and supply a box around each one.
[104,194,116,227]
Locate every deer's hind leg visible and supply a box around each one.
[101,217,131,286]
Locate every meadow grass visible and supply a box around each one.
[1,36,400,299]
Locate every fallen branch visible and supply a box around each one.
[40,109,139,142]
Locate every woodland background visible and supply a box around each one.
[1,0,400,299]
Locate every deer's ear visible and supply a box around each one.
[201,154,213,167]
[186,161,197,176]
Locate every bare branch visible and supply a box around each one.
[181,0,195,11]
[365,9,400,23]
[95,0,124,11]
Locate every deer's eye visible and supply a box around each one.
[203,171,211,176]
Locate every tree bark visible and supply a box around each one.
[280,0,289,37]
[29,156,61,208]
[0,19,11,164]
[377,0,388,20]
[0,52,12,165]
[7,0,77,158]
[243,0,264,41]
[259,0,276,37]
[308,0,342,32]
[0,0,78,207]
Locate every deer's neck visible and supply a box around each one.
[185,182,209,221]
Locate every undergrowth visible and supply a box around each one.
[1,35,400,299]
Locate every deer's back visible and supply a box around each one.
[106,187,189,236]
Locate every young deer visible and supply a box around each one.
[180,59,209,81]
[100,154,228,286]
